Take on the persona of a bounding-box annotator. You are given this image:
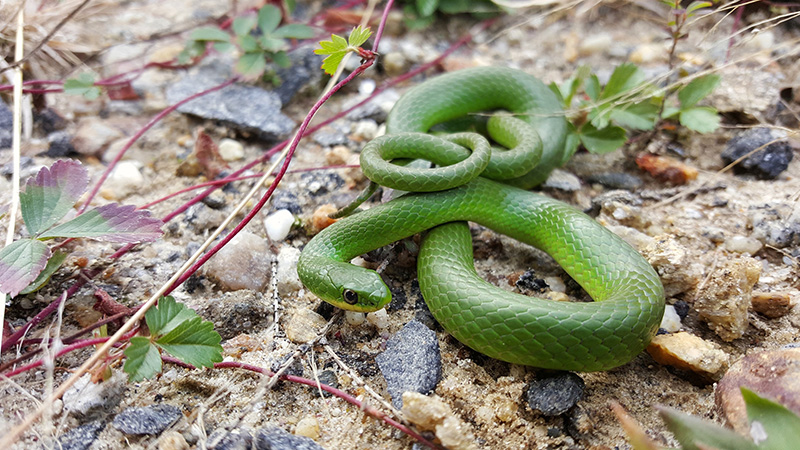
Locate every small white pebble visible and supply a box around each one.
[544,276,566,293]
[294,416,320,440]
[660,305,682,332]
[578,33,613,56]
[102,161,144,200]
[345,311,366,326]
[264,209,294,241]
[359,79,376,95]
[723,235,763,254]
[218,138,245,161]
[350,257,368,268]
[367,309,390,330]
[352,119,379,141]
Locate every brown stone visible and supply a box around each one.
[751,292,793,318]
[646,332,729,381]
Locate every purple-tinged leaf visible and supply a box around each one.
[0,239,51,298]
[20,250,67,295]
[39,204,163,243]
[20,160,89,236]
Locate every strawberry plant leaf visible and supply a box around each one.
[146,296,198,336]
[20,250,67,295]
[238,34,260,53]
[609,101,659,130]
[678,74,721,109]
[232,16,257,37]
[19,159,89,236]
[257,4,282,34]
[742,387,800,450]
[348,25,372,48]
[273,51,291,68]
[235,52,267,79]
[63,73,101,100]
[579,123,627,154]
[155,316,223,369]
[585,74,601,101]
[189,26,230,42]
[0,239,51,298]
[123,336,162,382]
[39,204,163,243]
[315,34,349,76]
[259,36,287,53]
[679,106,720,133]
[273,24,315,39]
[601,63,647,100]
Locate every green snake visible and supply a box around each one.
[297,67,664,372]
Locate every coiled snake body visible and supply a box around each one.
[297,67,664,371]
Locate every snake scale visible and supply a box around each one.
[297,67,664,371]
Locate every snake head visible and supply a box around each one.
[325,263,392,312]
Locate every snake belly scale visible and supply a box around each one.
[297,67,665,372]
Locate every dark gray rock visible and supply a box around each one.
[208,428,253,450]
[312,369,339,398]
[0,101,12,149]
[165,62,295,142]
[526,372,585,416]
[254,427,326,450]
[34,108,67,133]
[112,404,181,435]
[312,127,349,147]
[516,270,549,294]
[338,351,379,377]
[586,172,643,190]
[721,127,793,179]
[748,203,800,249]
[272,48,324,105]
[57,421,105,450]
[376,320,442,409]
[270,189,303,214]
[45,131,75,157]
[300,171,345,196]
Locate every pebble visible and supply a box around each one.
[112,404,182,435]
[204,231,271,292]
[344,311,366,326]
[635,153,698,185]
[716,348,800,434]
[57,421,105,450]
[366,308,390,329]
[100,161,145,200]
[70,117,124,156]
[402,392,479,450]
[285,308,328,343]
[578,33,613,56]
[749,203,800,249]
[376,320,442,409]
[695,257,761,341]
[723,235,763,254]
[300,172,345,196]
[264,209,295,241]
[184,203,227,232]
[721,127,792,179]
[351,119,380,141]
[294,416,320,440]
[309,204,338,234]
[207,428,252,450]
[218,138,244,161]
[526,372,585,416]
[313,128,349,147]
[311,370,339,398]
[660,304,682,332]
[542,169,582,191]
[751,292,793,318]
[647,332,730,381]
[158,430,190,450]
[46,131,76,157]
[640,236,700,297]
[63,372,125,419]
[629,42,668,64]
[165,62,295,141]
[586,172,643,190]
[253,427,325,450]
[270,190,302,215]
[198,291,271,340]
[382,52,409,76]
[276,246,302,293]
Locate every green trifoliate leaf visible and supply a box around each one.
[189,26,230,42]
[124,336,162,382]
[678,74,721,109]
[601,63,647,100]
[348,25,372,48]
[579,123,627,154]
[145,296,199,336]
[236,52,267,79]
[609,101,659,131]
[257,4,282,34]
[232,16,257,37]
[416,0,439,16]
[273,24,315,39]
[155,316,223,369]
[679,106,720,133]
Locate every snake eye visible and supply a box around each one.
[342,289,359,305]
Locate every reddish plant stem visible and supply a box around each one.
[3,329,138,378]
[162,356,441,450]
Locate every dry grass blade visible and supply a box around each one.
[611,401,661,450]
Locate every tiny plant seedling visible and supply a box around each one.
[315,26,373,76]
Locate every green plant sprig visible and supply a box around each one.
[314,26,374,76]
